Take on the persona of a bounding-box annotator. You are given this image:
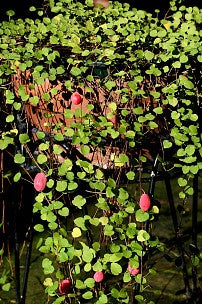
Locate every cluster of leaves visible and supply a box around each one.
[0,0,201,303]
[33,165,161,303]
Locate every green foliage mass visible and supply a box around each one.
[0,0,201,303]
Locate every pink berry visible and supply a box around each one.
[108,115,116,124]
[128,265,140,276]
[59,279,71,294]
[93,271,104,283]
[33,173,47,192]
[70,92,82,105]
[139,193,151,211]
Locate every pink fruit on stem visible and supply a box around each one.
[139,193,151,211]
[33,173,47,192]
[70,92,82,105]
[128,265,140,276]
[93,271,104,283]
[59,278,71,294]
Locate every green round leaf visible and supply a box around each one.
[6,10,15,17]
[6,115,14,123]
[37,154,47,164]
[58,207,69,216]
[14,154,25,164]
[14,172,21,182]
[81,145,90,155]
[34,224,44,232]
[111,263,122,275]
[19,133,30,144]
[56,180,67,192]
[135,209,149,222]
[82,291,93,300]
[72,195,86,209]
[137,230,150,242]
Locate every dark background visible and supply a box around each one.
[0,0,201,21]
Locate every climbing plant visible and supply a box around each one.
[0,0,201,303]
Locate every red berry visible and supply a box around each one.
[128,265,140,276]
[93,271,104,283]
[33,173,47,192]
[139,193,151,211]
[59,279,71,295]
[71,92,82,105]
